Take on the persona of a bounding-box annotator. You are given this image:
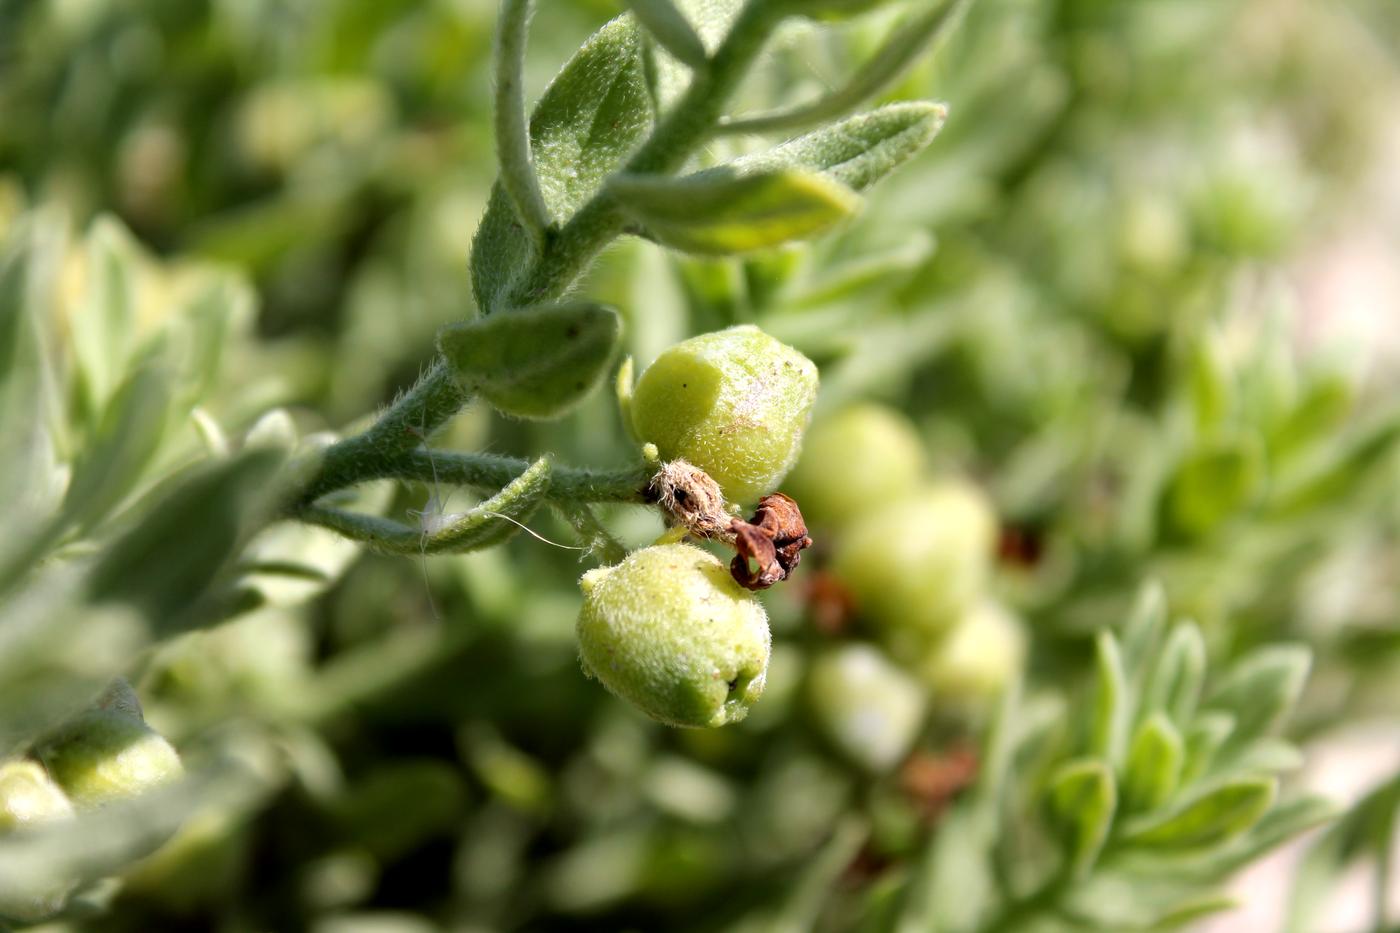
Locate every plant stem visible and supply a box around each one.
[494,0,554,240]
[297,0,782,511]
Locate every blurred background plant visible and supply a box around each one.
[1,0,1398,929]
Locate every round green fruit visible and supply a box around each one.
[35,710,184,810]
[577,543,771,728]
[630,325,819,504]
[832,480,997,638]
[785,403,926,529]
[808,644,926,773]
[920,600,1026,703]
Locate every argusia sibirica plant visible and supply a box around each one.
[284,0,962,723]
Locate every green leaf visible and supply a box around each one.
[1124,777,1277,851]
[1140,621,1206,726]
[625,0,707,69]
[85,448,288,631]
[1162,436,1264,538]
[1203,644,1310,750]
[1148,892,1239,931]
[61,363,174,534]
[1119,580,1168,685]
[734,103,947,194]
[608,169,861,255]
[1122,714,1184,814]
[472,16,653,312]
[787,232,934,309]
[301,456,554,556]
[1091,630,1129,766]
[1046,758,1117,878]
[1194,794,1339,878]
[71,217,140,423]
[439,302,620,420]
[1180,712,1234,786]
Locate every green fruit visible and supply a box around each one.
[920,601,1026,703]
[808,644,926,772]
[630,325,819,504]
[0,760,77,923]
[576,543,771,728]
[35,710,184,810]
[833,480,997,638]
[785,403,926,529]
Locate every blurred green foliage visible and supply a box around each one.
[1,0,1399,929]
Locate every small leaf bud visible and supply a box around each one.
[576,543,771,728]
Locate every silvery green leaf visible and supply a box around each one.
[1180,712,1235,786]
[1091,630,1129,766]
[787,232,934,310]
[609,168,861,255]
[1123,777,1277,851]
[1122,714,1184,814]
[70,217,140,424]
[734,102,948,193]
[472,16,653,312]
[85,447,288,632]
[1046,758,1116,878]
[1140,621,1206,726]
[439,302,620,419]
[626,0,707,69]
[1199,794,1338,877]
[644,0,741,112]
[61,363,173,535]
[1119,580,1167,684]
[1203,644,1310,750]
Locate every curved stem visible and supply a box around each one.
[495,0,554,239]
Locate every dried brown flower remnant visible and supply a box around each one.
[729,493,812,591]
[649,459,734,540]
[899,745,979,821]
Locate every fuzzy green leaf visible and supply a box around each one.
[1120,580,1168,684]
[302,456,554,556]
[1141,622,1206,726]
[85,448,288,630]
[1181,712,1235,786]
[734,102,947,193]
[1123,714,1184,814]
[1091,630,1130,766]
[439,302,620,420]
[1124,777,1277,851]
[1163,437,1264,538]
[472,15,654,312]
[1047,759,1117,878]
[1203,644,1311,750]
[609,168,862,255]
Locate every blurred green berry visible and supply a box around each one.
[808,644,926,772]
[832,480,997,639]
[786,403,927,529]
[35,710,184,810]
[576,543,771,728]
[630,325,819,504]
[920,601,1026,704]
[0,760,77,923]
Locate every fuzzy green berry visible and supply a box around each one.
[34,710,184,810]
[785,403,927,529]
[630,325,819,504]
[0,760,77,923]
[808,644,926,773]
[576,543,771,728]
[832,480,997,639]
[920,601,1026,704]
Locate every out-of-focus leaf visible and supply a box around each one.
[1124,777,1276,851]
[85,447,288,631]
[1123,714,1184,814]
[330,760,467,862]
[70,217,139,424]
[439,302,620,419]
[472,16,653,312]
[1162,436,1263,538]
[625,0,707,69]
[1120,580,1167,685]
[1202,644,1310,751]
[1180,712,1235,787]
[1091,630,1129,766]
[1140,621,1206,726]
[1047,758,1116,878]
[609,168,861,255]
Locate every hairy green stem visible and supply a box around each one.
[297,0,782,516]
[495,0,554,239]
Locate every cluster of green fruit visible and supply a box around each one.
[0,682,182,924]
[788,403,1024,772]
[578,325,819,728]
